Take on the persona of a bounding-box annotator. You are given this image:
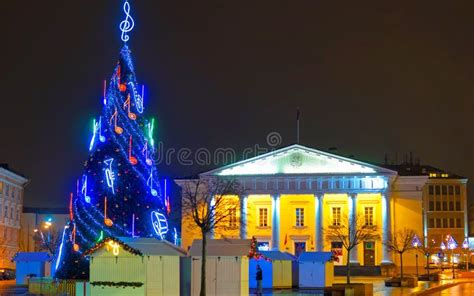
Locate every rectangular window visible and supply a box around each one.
[455,186,461,195]
[3,206,7,218]
[436,202,441,211]
[364,207,374,226]
[228,208,237,227]
[428,185,434,195]
[436,218,442,228]
[443,218,448,228]
[442,186,447,195]
[449,186,454,195]
[16,209,19,221]
[258,208,268,227]
[10,207,13,219]
[0,182,3,195]
[456,218,462,228]
[429,201,434,211]
[429,218,434,228]
[332,207,341,226]
[449,218,455,228]
[435,186,440,195]
[5,184,9,197]
[456,202,461,211]
[449,201,454,211]
[442,201,447,211]
[296,208,305,227]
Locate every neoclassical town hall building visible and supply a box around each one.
[178,144,468,270]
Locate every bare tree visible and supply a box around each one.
[415,236,438,276]
[181,177,242,296]
[384,228,416,280]
[324,213,380,284]
[33,229,61,255]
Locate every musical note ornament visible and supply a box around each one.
[110,108,123,135]
[120,1,135,43]
[129,136,138,165]
[123,94,137,120]
[147,171,158,196]
[104,196,114,227]
[81,174,91,203]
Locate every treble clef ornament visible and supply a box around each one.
[120,1,135,42]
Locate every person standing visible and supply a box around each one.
[256,264,263,295]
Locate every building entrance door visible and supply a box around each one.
[364,241,375,266]
[295,242,306,257]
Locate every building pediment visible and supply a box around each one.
[202,144,396,177]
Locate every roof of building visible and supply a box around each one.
[298,252,333,262]
[12,252,51,262]
[23,207,69,215]
[381,164,466,179]
[119,237,187,256]
[85,237,186,256]
[259,251,296,261]
[0,163,29,182]
[188,239,252,256]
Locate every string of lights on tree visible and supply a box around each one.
[53,0,172,279]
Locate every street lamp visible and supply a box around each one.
[462,238,469,272]
[447,235,457,279]
[412,234,422,278]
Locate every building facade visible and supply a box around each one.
[0,164,29,269]
[178,145,468,271]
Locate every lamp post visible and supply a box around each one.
[462,238,469,272]
[447,235,457,279]
[412,234,422,278]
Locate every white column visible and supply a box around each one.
[316,194,324,251]
[240,195,248,239]
[349,193,359,264]
[271,194,280,250]
[381,193,392,264]
[209,196,215,239]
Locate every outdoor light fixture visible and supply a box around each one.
[412,234,422,278]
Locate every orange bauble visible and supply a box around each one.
[73,244,80,252]
[105,218,114,227]
[119,84,127,92]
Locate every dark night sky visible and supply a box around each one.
[1,1,473,207]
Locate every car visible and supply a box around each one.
[0,269,15,280]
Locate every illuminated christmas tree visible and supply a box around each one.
[54,1,169,279]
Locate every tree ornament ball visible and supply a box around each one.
[105,218,114,227]
[119,84,127,92]
[73,244,80,252]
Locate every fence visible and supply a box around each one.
[28,277,87,296]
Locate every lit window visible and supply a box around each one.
[0,182,3,195]
[228,208,237,228]
[296,208,305,227]
[258,208,268,227]
[332,207,341,226]
[364,207,374,226]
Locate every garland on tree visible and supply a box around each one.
[90,281,144,288]
[83,236,143,256]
